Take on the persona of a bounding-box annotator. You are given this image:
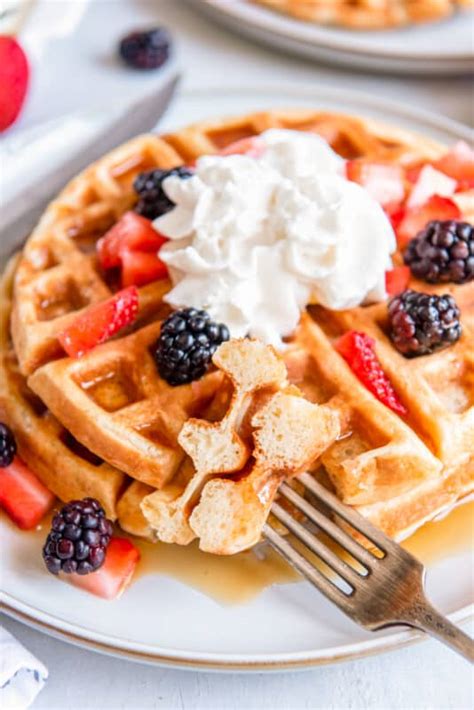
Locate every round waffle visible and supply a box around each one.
[252,0,474,29]
[2,109,473,552]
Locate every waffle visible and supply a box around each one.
[252,0,474,29]
[3,109,473,555]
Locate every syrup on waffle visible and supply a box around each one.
[2,109,473,554]
[252,0,474,29]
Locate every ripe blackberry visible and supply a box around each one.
[0,423,16,467]
[43,498,113,576]
[119,27,170,70]
[134,167,193,220]
[404,220,474,285]
[154,308,230,386]
[388,289,461,358]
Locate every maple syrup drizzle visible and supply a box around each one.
[134,501,474,604]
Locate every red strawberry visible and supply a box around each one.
[405,163,424,185]
[97,212,168,287]
[346,160,405,206]
[385,266,410,296]
[0,457,55,529]
[219,136,264,158]
[396,195,461,249]
[121,248,168,287]
[98,212,166,269]
[335,331,407,416]
[384,201,406,233]
[64,537,140,599]
[58,286,139,358]
[433,141,474,185]
[0,36,29,132]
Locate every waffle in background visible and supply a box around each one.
[252,0,474,29]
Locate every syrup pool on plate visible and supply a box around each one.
[10,500,473,605]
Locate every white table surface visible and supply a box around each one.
[2,1,473,708]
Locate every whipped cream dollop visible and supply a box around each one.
[154,129,396,347]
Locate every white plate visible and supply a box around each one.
[2,85,473,671]
[188,0,473,75]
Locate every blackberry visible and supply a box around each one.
[119,27,170,70]
[43,498,113,576]
[388,289,461,358]
[154,308,230,386]
[134,167,193,220]
[0,423,16,467]
[404,220,474,285]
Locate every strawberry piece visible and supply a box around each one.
[396,195,461,249]
[219,136,264,158]
[65,537,140,599]
[385,266,410,296]
[405,163,424,185]
[0,457,55,529]
[433,141,474,185]
[335,331,407,416]
[97,212,167,269]
[384,201,406,233]
[97,212,168,287]
[121,248,168,287]
[0,36,29,131]
[407,165,456,208]
[58,286,139,358]
[346,160,405,206]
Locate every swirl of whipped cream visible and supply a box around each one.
[154,129,396,347]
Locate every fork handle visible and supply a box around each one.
[401,599,474,662]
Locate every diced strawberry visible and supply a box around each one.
[97,212,167,269]
[219,136,264,158]
[407,165,456,208]
[65,537,140,599]
[121,248,168,287]
[0,36,29,132]
[385,266,410,296]
[0,457,55,529]
[97,212,168,287]
[384,202,406,233]
[335,331,407,416]
[58,286,139,358]
[433,141,474,184]
[405,163,424,185]
[396,195,461,249]
[346,160,405,206]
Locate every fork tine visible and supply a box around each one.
[278,482,375,568]
[262,522,355,612]
[298,472,396,551]
[271,501,363,588]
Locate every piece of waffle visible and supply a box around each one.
[142,339,340,553]
[252,0,474,29]
[3,109,473,554]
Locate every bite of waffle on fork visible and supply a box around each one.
[1,109,473,556]
[141,338,340,553]
[251,0,474,29]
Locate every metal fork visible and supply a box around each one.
[264,472,474,662]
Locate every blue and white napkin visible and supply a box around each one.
[0,626,48,709]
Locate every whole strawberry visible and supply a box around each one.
[0,35,29,132]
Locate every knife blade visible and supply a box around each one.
[0,71,179,256]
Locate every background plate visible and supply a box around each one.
[188,0,474,75]
[2,84,473,671]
